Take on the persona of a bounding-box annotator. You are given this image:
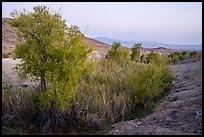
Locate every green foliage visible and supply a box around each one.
[177,51,185,61]
[190,51,197,58]
[79,59,174,123]
[127,64,174,106]
[10,5,67,80]
[168,51,188,64]
[5,5,177,134]
[146,51,158,64]
[168,52,179,64]
[118,48,129,60]
[105,42,129,62]
[39,26,94,111]
[178,54,185,61]
[3,54,174,134]
[131,43,142,62]
[145,51,168,66]
[9,5,94,111]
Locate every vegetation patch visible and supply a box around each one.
[3,5,176,135]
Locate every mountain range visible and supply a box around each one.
[93,37,202,51]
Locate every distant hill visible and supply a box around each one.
[94,37,202,50]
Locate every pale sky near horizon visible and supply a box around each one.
[2,2,202,45]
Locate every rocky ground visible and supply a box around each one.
[107,58,202,135]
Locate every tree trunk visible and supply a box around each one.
[70,102,78,128]
[50,99,56,132]
[40,76,46,93]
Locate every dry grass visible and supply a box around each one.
[2,52,10,58]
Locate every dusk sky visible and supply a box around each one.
[2,2,202,45]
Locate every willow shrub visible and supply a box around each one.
[78,56,174,125]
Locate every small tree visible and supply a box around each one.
[105,42,129,61]
[105,42,120,59]
[10,5,93,131]
[131,43,142,62]
[146,51,158,64]
[146,51,166,65]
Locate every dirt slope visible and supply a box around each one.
[107,58,202,135]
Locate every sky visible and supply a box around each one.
[2,2,202,45]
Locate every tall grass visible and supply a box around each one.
[2,56,175,134]
[2,86,39,134]
[77,58,174,125]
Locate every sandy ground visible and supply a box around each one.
[2,58,38,89]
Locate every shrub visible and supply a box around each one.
[127,63,174,108]
[105,42,129,62]
[168,51,187,64]
[168,53,179,64]
[78,59,174,124]
[146,51,168,66]
[190,51,197,58]
[178,54,185,61]
[2,57,174,134]
[131,43,142,62]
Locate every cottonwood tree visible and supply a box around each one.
[10,5,93,131]
[131,43,142,62]
[105,42,129,61]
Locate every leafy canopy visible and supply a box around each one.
[10,5,94,111]
[131,43,142,62]
[105,42,129,61]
